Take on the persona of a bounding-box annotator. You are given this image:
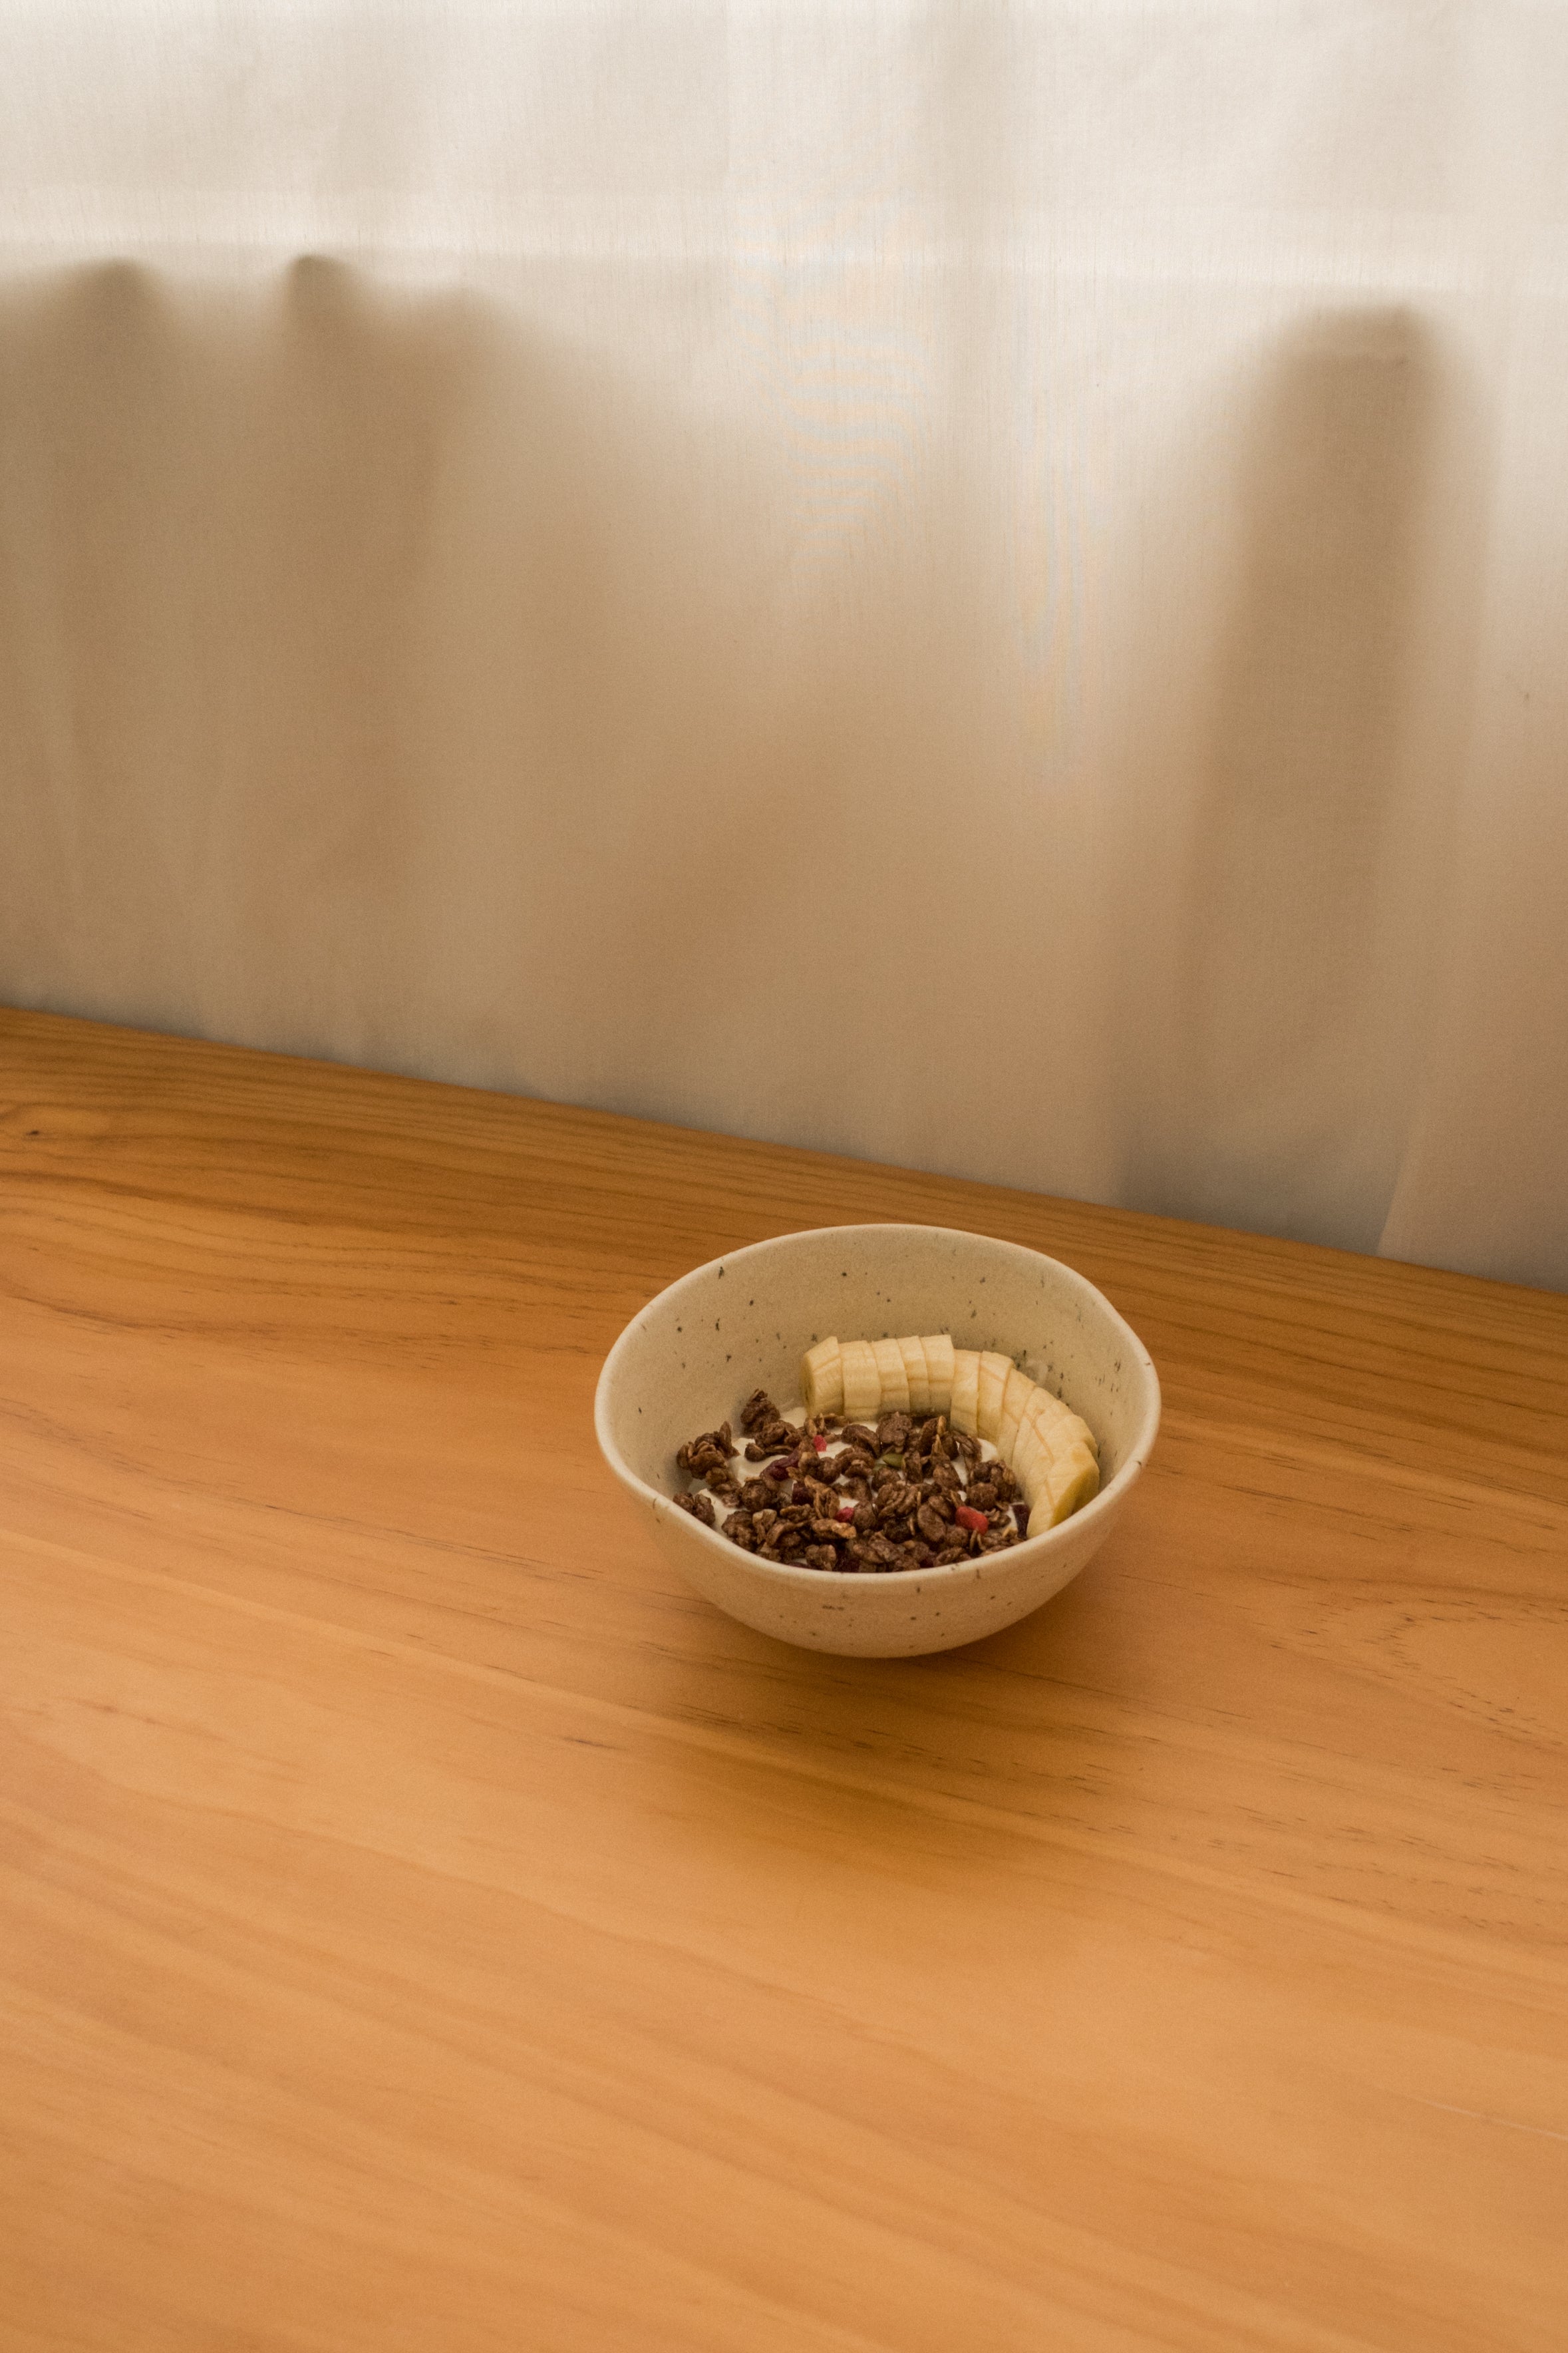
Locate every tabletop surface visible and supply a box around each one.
[2,1007,1565,2353]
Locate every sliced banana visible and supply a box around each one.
[1026,1441,1100,1535]
[872,1336,909,1413]
[997,1364,1033,1461]
[800,1338,843,1419]
[1056,1442,1101,1507]
[949,1348,981,1435]
[976,1352,1012,1442]
[792,1328,1099,1534]
[1011,1418,1053,1507]
[1011,1403,1050,1471]
[840,1339,881,1422]
[1022,1383,1098,1461]
[921,1334,955,1416]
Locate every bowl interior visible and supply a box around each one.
[599,1224,1157,1513]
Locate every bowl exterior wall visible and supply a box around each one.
[639,1483,1126,1657]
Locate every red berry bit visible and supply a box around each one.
[955,1505,988,1533]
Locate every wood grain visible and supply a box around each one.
[1,1005,1565,2353]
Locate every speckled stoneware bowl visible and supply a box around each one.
[595,1223,1160,1658]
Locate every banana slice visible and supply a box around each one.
[1019,1390,1068,1458]
[840,1339,881,1422]
[1021,1384,1096,1461]
[977,1352,1012,1442]
[899,1334,931,1416]
[997,1365,1034,1461]
[1011,1417,1053,1509]
[1058,1408,1098,1459]
[872,1336,909,1413]
[1026,1441,1100,1535]
[921,1334,955,1415]
[800,1338,843,1419]
[949,1348,981,1435]
[1056,1442,1101,1508]
[1015,1393,1100,1532]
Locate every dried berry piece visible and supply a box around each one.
[954,1503,988,1533]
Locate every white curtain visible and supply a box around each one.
[1,3,1565,1288]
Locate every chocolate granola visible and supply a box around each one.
[673,1393,1023,1573]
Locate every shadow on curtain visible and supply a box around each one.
[1110,307,1484,1253]
[0,256,1007,1151]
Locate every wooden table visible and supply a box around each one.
[2,1009,1565,2353]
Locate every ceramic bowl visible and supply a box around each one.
[595,1222,1160,1658]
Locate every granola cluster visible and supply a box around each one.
[673,1388,1028,1573]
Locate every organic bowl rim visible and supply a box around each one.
[594,1222,1162,1589]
